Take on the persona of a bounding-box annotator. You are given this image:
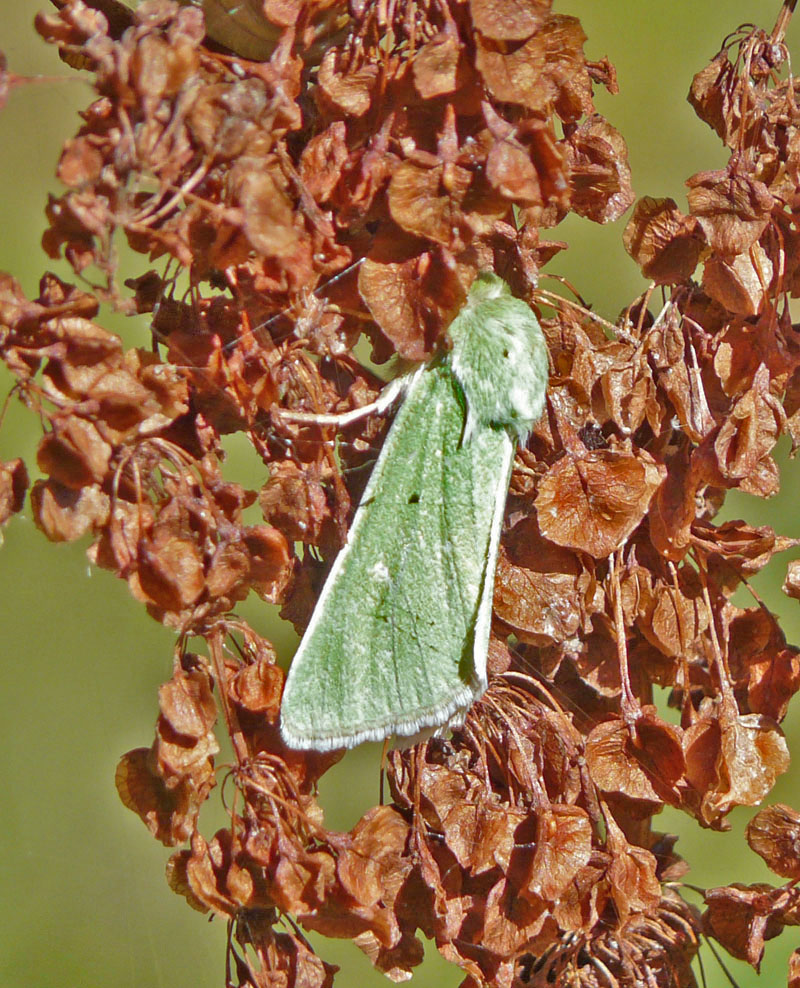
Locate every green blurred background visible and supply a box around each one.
[2,2,800,986]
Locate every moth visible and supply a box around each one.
[280,271,548,751]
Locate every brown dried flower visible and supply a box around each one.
[4,1,800,986]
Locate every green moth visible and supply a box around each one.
[280,272,548,751]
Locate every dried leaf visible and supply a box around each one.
[746,804,800,880]
[0,458,28,525]
[116,744,215,846]
[687,169,773,256]
[494,517,592,644]
[536,448,665,558]
[476,15,591,121]
[470,0,549,42]
[623,196,705,283]
[358,256,463,361]
[564,115,634,223]
[704,883,786,969]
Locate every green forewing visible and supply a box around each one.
[280,272,548,751]
[280,362,513,749]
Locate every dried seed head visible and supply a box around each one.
[4,1,800,986]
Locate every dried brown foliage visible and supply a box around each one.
[4,0,800,985]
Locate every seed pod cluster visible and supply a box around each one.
[3,1,800,985]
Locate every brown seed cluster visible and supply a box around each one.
[3,0,800,985]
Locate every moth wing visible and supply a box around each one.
[280,363,514,751]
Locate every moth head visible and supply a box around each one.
[449,272,549,444]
